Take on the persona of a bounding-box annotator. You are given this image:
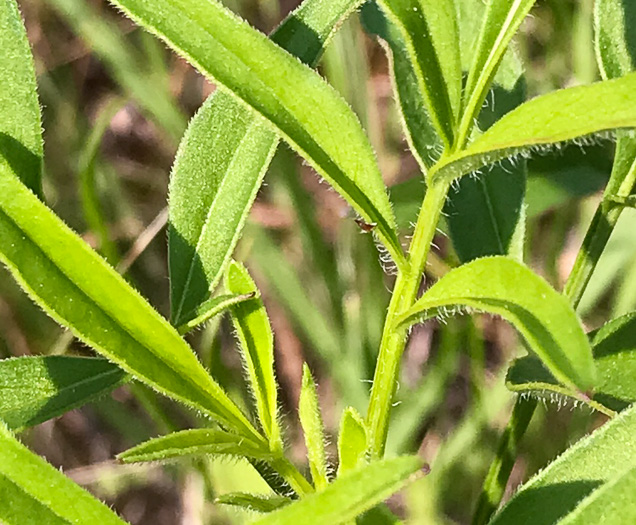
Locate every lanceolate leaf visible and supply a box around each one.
[176,292,255,335]
[0,166,262,445]
[373,0,461,148]
[167,0,389,322]
[556,465,636,525]
[594,0,636,80]
[226,261,281,449]
[0,421,128,524]
[398,256,596,391]
[457,0,536,148]
[430,73,636,186]
[490,403,636,525]
[252,456,426,525]
[507,312,636,412]
[0,356,128,431]
[215,492,291,514]
[118,429,274,463]
[361,2,442,170]
[112,0,403,269]
[0,0,43,197]
[299,365,329,491]
[337,407,368,476]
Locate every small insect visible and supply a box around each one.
[354,218,377,233]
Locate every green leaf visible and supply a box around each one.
[0,356,127,431]
[507,312,636,413]
[117,428,274,463]
[299,364,329,491]
[215,492,291,513]
[226,261,281,449]
[337,407,368,477]
[457,0,537,148]
[0,0,43,197]
[177,292,255,335]
[490,403,636,525]
[0,165,263,445]
[361,1,442,170]
[429,73,636,186]
[45,0,187,142]
[252,456,426,525]
[594,0,636,80]
[110,0,403,268]
[373,0,461,148]
[0,421,128,524]
[398,256,596,391]
[167,0,385,322]
[555,465,636,525]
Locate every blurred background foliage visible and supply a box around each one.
[1,0,635,523]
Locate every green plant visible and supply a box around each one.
[1,0,636,523]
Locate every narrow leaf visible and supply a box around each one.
[167,0,385,321]
[398,256,596,391]
[373,0,461,148]
[507,312,636,412]
[0,165,263,445]
[490,403,636,525]
[299,364,329,490]
[177,292,255,335]
[458,0,536,148]
[252,456,426,525]
[361,2,442,169]
[215,492,290,513]
[430,73,636,186]
[111,0,403,267]
[0,356,127,431]
[118,428,274,463]
[337,407,368,476]
[226,261,281,449]
[0,0,43,196]
[556,465,636,525]
[594,0,636,80]
[0,421,127,524]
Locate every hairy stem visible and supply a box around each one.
[366,180,450,459]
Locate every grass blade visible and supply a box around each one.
[398,256,596,391]
[253,456,426,525]
[373,0,461,148]
[46,0,187,142]
[226,261,281,449]
[0,421,128,524]
[457,0,537,149]
[490,403,636,525]
[118,428,274,463]
[299,364,329,491]
[0,165,262,445]
[337,407,368,477]
[430,73,636,186]
[0,0,43,197]
[112,0,403,268]
[507,312,636,413]
[0,356,127,431]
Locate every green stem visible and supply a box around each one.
[271,456,314,496]
[366,180,450,459]
[564,137,636,308]
[471,136,636,525]
[471,397,536,525]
